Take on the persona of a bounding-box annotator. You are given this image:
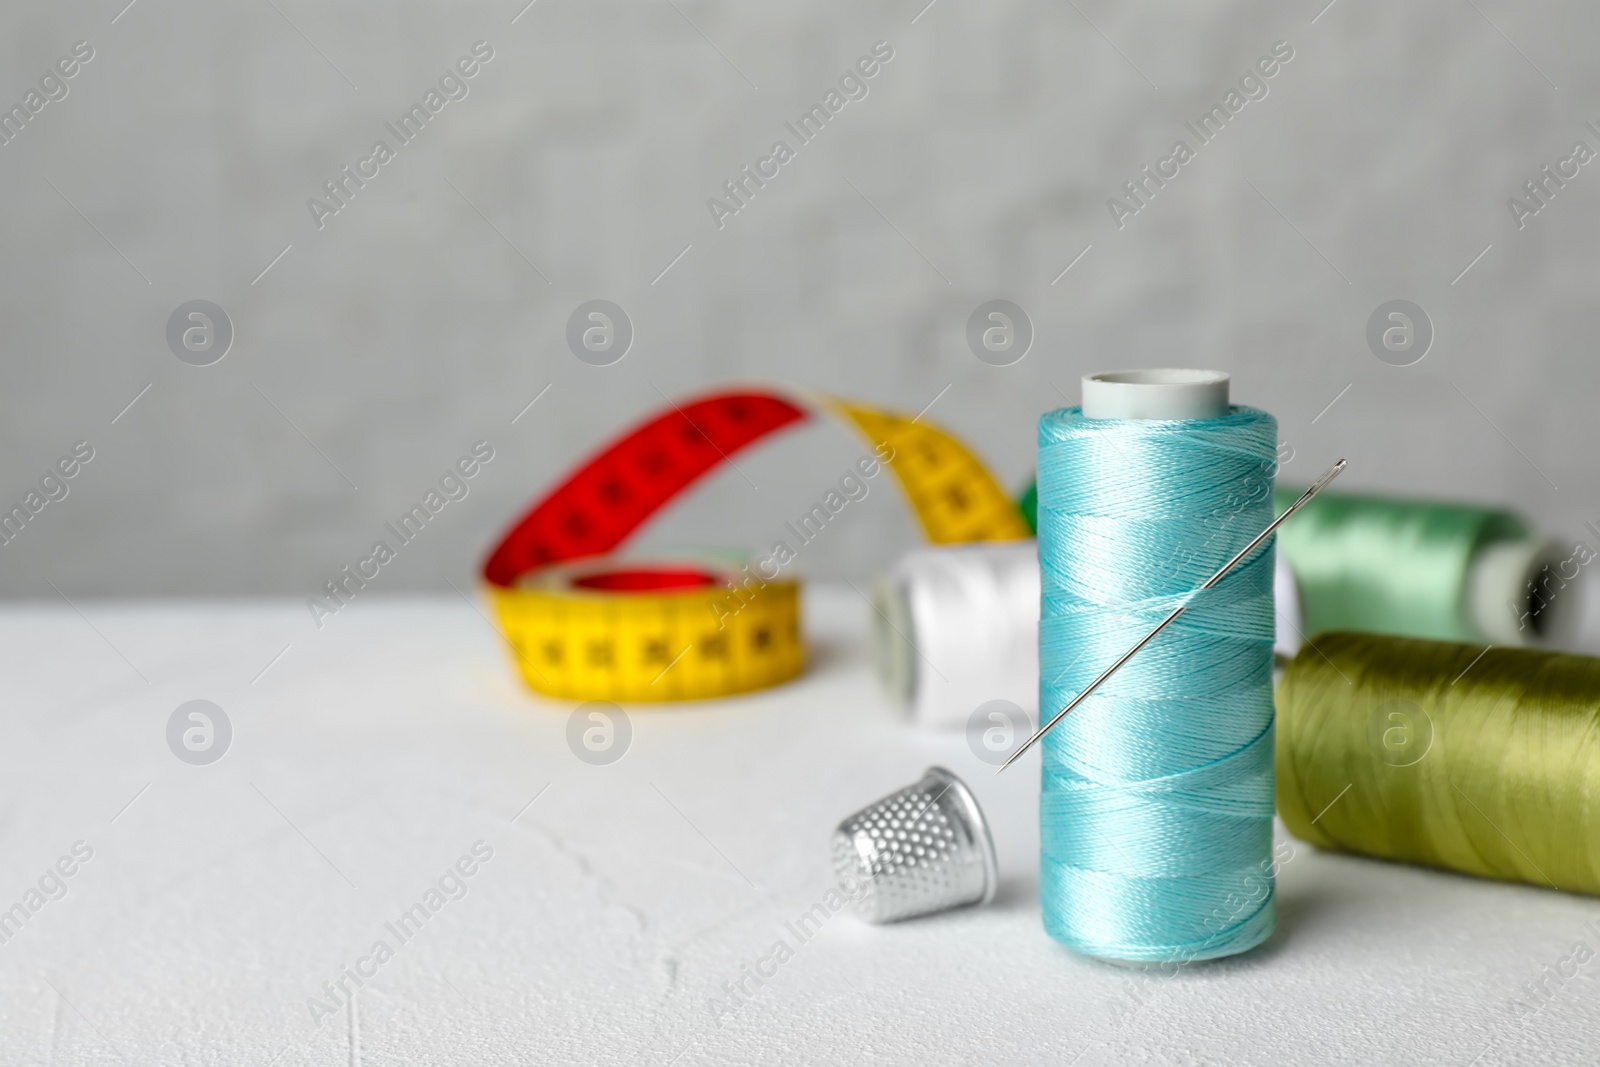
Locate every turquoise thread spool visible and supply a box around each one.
[1038,370,1278,962]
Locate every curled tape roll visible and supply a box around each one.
[483,387,1029,702]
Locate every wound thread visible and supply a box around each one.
[1277,630,1600,896]
[1037,403,1278,962]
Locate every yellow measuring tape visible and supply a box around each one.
[482,388,1028,702]
[829,399,1032,544]
[490,557,803,702]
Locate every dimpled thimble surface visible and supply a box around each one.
[831,766,999,923]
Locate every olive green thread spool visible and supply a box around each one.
[1277,631,1600,896]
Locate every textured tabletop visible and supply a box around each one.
[1,586,1597,1065]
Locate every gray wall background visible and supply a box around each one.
[2,0,1596,599]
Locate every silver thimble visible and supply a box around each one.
[831,766,999,923]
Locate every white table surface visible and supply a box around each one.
[2,585,1598,1066]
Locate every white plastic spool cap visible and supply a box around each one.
[1467,537,1581,649]
[1081,369,1230,421]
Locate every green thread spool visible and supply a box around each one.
[1273,488,1576,648]
[1277,631,1600,896]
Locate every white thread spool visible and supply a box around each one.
[870,541,1040,729]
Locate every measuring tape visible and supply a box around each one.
[482,387,1029,702]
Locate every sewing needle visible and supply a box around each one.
[997,458,1347,773]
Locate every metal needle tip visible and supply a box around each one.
[996,457,1347,773]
